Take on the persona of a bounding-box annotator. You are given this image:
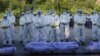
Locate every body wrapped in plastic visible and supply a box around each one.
[25,42,79,53]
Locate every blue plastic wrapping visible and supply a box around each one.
[25,42,79,52]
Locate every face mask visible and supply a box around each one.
[63,12,67,15]
[77,11,82,16]
[78,14,82,16]
[8,13,12,16]
[52,14,56,16]
[26,11,30,14]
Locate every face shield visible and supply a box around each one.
[4,14,7,19]
[25,10,31,14]
[63,9,68,14]
[51,10,56,15]
[33,12,37,16]
[47,10,51,15]
[62,12,67,15]
[46,12,50,15]
[21,13,24,16]
[77,10,82,16]
[33,12,37,14]
[25,7,31,14]
[52,13,56,16]
[8,10,13,16]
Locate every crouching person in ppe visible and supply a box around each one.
[1,14,12,47]
[7,10,16,43]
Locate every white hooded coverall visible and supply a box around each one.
[19,15,26,42]
[34,15,46,42]
[1,17,12,45]
[60,13,70,41]
[7,14,16,41]
[24,13,34,44]
[49,14,60,42]
[91,13,99,40]
[74,14,86,42]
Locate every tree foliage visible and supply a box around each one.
[0,0,99,19]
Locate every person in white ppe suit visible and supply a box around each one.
[91,11,99,41]
[24,8,34,44]
[31,12,41,42]
[43,11,52,42]
[0,47,16,55]
[74,10,86,45]
[7,10,16,43]
[97,13,100,41]
[34,11,47,42]
[19,12,25,43]
[49,11,60,42]
[1,14,12,46]
[59,11,70,41]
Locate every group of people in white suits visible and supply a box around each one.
[1,10,15,47]
[1,8,100,47]
[74,10,100,45]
